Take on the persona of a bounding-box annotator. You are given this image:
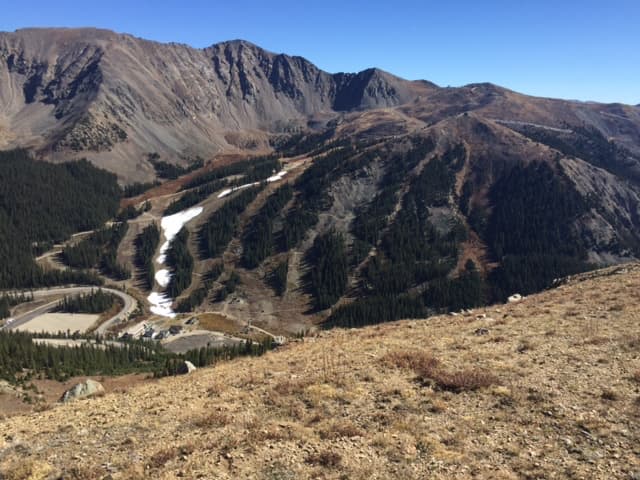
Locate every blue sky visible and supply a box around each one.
[2,0,638,104]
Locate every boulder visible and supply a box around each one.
[0,380,18,396]
[177,360,197,375]
[60,379,105,403]
[507,293,523,303]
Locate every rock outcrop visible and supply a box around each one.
[60,379,105,403]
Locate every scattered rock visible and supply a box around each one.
[177,361,197,375]
[60,379,105,403]
[474,328,490,336]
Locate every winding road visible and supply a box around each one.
[2,287,137,334]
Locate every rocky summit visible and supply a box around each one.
[0,28,639,184]
[0,28,430,180]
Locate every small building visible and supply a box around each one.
[142,328,155,339]
[156,330,171,340]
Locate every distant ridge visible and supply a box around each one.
[1,27,639,181]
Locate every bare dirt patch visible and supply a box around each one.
[14,313,100,334]
[162,330,242,354]
[196,313,242,335]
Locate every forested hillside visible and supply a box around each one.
[0,150,121,289]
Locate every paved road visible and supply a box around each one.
[2,287,137,334]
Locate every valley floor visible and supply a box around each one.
[2,264,640,479]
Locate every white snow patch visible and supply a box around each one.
[155,269,171,288]
[147,291,176,318]
[217,170,287,198]
[267,170,288,182]
[147,206,203,318]
[217,182,257,198]
[156,207,203,263]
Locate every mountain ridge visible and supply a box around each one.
[2,28,640,324]
[2,27,639,182]
[0,27,433,180]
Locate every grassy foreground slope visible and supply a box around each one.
[2,264,640,479]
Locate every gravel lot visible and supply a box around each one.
[14,313,99,333]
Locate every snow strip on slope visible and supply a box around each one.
[147,206,203,318]
[217,170,288,198]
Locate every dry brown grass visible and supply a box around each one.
[382,349,498,392]
[193,409,231,428]
[3,263,640,479]
[601,389,619,401]
[430,369,499,392]
[272,376,315,396]
[318,419,364,440]
[305,450,342,467]
[0,460,56,480]
[382,350,440,372]
[196,312,241,334]
[147,443,195,470]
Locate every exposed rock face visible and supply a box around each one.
[60,379,105,403]
[1,28,640,185]
[0,29,432,180]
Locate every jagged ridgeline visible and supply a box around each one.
[0,149,120,289]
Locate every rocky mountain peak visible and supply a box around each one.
[0,28,431,178]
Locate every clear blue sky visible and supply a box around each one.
[2,0,638,104]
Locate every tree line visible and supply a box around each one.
[165,228,194,299]
[164,178,228,216]
[0,330,273,384]
[148,153,204,180]
[134,224,160,290]
[56,289,116,314]
[0,149,120,289]
[280,145,362,250]
[241,184,293,268]
[182,155,281,191]
[304,231,349,311]
[199,186,262,259]
[215,271,241,302]
[175,263,224,312]
[0,292,34,319]
[122,181,160,198]
[61,223,131,280]
[484,161,591,299]
[268,260,288,297]
[350,138,436,265]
